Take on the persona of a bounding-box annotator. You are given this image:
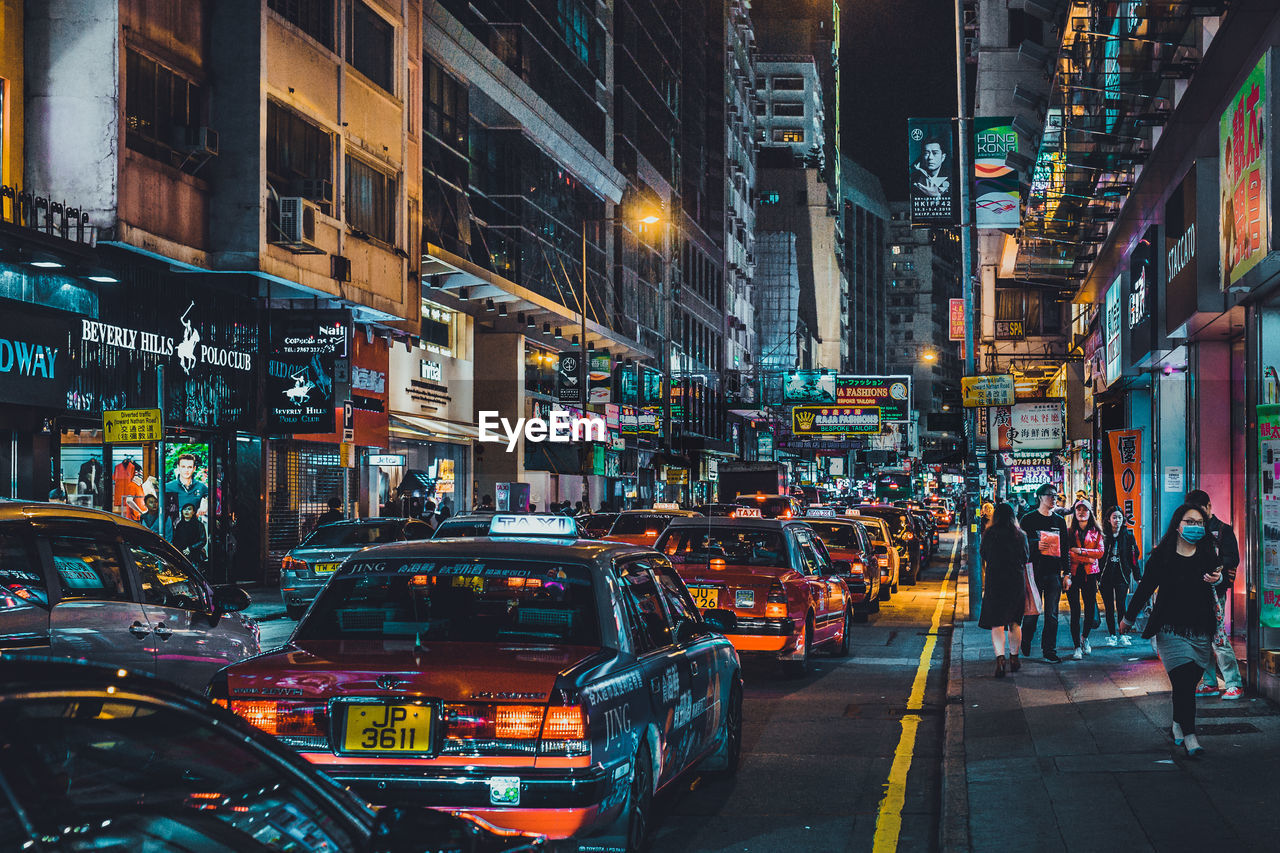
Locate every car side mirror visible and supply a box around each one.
[701,608,737,634]
[212,584,250,614]
[676,619,702,644]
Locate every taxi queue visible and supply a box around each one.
[212,503,921,852]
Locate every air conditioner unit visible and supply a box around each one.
[273,197,324,253]
[295,178,333,204]
[181,126,219,158]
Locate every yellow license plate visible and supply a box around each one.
[343,704,433,753]
[689,586,719,610]
[314,562,340,574]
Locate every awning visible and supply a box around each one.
[390,414,481,443]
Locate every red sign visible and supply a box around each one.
[1108,429,1143,557]
[949,298,966,341]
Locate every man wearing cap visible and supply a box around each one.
[1020,482,1071,663]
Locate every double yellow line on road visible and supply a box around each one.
[871,536,958,853]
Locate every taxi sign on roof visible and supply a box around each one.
[732,507,763,518]
[652,502,680,510]
[805,507,837,518]
[488,515,579,538]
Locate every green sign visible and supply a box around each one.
[1260,404,1280,627]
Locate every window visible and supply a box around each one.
[773,129,804,144]
[771,76,804,91]
[557,0,593,68]
[772,102,804,117]
[126,535,210,611]
[125,48,204,160]
[47,531,129,602]
[268,0,334,49]
[267,101,333,205]
[345,155,397,243]
[653,560,701,630]
[346,0,394,93]
[618,561,672,651]
[425,58,468,154]
[0,529,46,612]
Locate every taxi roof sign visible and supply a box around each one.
[805,507,837,518]
[652,502,680,511]
[488,515,579,538]
[732,507,762,518]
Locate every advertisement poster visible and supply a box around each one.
[588,353,611,403]
[1109,429,1144,558]
[792,406,881,435]
[556,352,583,404]
[949,298,966,341]
[1220,52,1269,290]
[835,375,911,420]
[1259,405,1280,627]
[908,118,959,226]
[783,370,836,403]
[973,117,1020,228]
[162,442,210,559]
[266,313,346,432]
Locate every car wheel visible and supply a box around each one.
[783,617,813,678]
[703,682,743,775]
[836,608,855,650]
[285,604,306,620]
[626,742,654,853]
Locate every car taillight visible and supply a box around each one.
[230,700,328,737]
[848,561,865,577]
[903,531,914,540]
[282,555,309,573]
[765,583,788,618]
[543,705,587,740]
[495,705,544,739]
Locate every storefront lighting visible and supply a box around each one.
[571,334,579,345]
[86,275,120,283]
[543,322,551,335]
[28,260,64,269]
[554,327,563,339]
[498,304,508,317]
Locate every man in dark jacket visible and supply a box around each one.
[314,497,344,528]
[1187,489,1244,699]
[1020,483,1071,663]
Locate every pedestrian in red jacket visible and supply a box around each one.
[1066,500,1105,660]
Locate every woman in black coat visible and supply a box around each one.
[1099,505,1141,647]
[979,502,1029,677]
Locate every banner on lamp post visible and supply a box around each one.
[1109,428,1144,558]
[973,117,1021,228]
[949,298,966,341]
[908,118,959,226]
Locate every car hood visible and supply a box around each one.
[224,640,603,703]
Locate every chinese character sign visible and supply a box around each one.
[1259,405,1280,627]
[989,401,1064,452]
[949,299,966,342]
[1220,52,1269,290]
[1109,428,1144,558]
[962,374,1014,407]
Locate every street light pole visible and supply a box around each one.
[955,0,979,619]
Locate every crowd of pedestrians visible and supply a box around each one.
[978,484,1243,758]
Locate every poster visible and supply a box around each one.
[1259,405,1280,627]
[973,117,1020,228]
[266,313,346,432]
[949,298,966,342]
[908,118,959,226]
[556,353,583,404]
[835,375,910,420]
[1108,429,1144,559]
[1220,52,1269,290]
[588,353,612,404]
[162,442,210,561]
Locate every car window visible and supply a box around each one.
[660,527,787,567]
[46,529,130,602]
[401,520,432,540]
[0,695,363,852]
[0,527,48,610]
[792,531,824,575]
[125,533,211,611]
[302,523,402,547]
[609,514,674,535]
[616,560,673,652]
[432,519,492,538]
[806,522,862,550]
[651,559,701,629]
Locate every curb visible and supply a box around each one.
[939,556,970,852]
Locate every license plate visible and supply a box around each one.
[688,586,719,610]
[342,704,433,753]
[314,562,340,574]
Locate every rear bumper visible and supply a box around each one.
[279,575,329,607]
[724,616,798,654]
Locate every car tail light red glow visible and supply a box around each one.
[281,555,309,573]
[230,700,328,737]
[542,705,587,740]
[765,582,787,618]
[848,561,865,577]
[443,703,589,756]
[494,705,544,739]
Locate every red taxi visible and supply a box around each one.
[602,504,699,547]
[801,508,881,620]
[211,515,743,851]
[655,512,852,676]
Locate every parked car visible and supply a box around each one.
[0,657,545,852]
[579,512,619,538]
[0,501,257,694]
[848,505,921,585]
[280,518,436,619]
[215,515,743,851]
[656,513,852,675]
[800,509,881,620]
[847,513,900,598]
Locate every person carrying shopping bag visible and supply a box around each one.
[1099,505,1141,647]
[1120,503,1222,758]
[979,503,1029,677]
[1065,500,1105,660]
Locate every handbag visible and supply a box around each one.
[1023,562,1043,615]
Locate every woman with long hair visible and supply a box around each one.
[1121,503,1222,757]
[1065,500,1105,659]
[1099,505,1140,646]
[979,502,1028,677]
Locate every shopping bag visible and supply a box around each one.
[1131,594,1154,635]
[1023,563,1043,615]
[1038,530,1061,557]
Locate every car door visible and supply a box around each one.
[785,528,825,631]
[794,529,841,642]
[650,556,718,766]
[0,522,52,654]
[123,528,257,693]
[40,520,155,676]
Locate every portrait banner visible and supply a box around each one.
[908,118,959,226]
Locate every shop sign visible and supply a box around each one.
[588,353,612,404]
[948,298,966,341]
[994,319,1025,339]
[961,374,1013,407]
[80,303,253,374]
[605,403,620,431]
[973,117,1021,229]
[783,370,836,403]
[102,408,163,443]
[792,405,881,435]
[757,432,775,460]
[1259,404,1280,627]
[1164,161,1220,337]
[908,117,959,226]
[836,375,911,421]
[618,406,637,436]
[666,467,689,485]
[1108,429,1144,558]
[1220,52,1269,291]
[1128,226,1158,363]
[389,340,473,423]
[556,353,583,403]
[989,401,1064,452]
[0,303,74,409]
[780,437,865,451]
[266,313,346,432]
[638,407,661,436]
[705,458,719,482]
[368,454,406,466]
[1008,464,1054,489]
[1104,276,1123,385]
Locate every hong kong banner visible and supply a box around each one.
[974,117,1021,228]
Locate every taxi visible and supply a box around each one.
[800,507,880,620]
[846,511,900,597]
[211,514,743,851]
[601,503,700,547]
[655,511,852,676]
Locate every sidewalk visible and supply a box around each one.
[942,571,1280,852]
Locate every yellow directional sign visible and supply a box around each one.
[103,409,163,443]
[961,375,1015,408]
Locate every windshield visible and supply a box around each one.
[610,514,675,535]
[0,696,363,851]
[732,496,794,518]
[805,522,863,550]
[296,558,599,646]
[581,515,616,536]
[432,519,492,538]
[302,523,401,548]
[660,527,788,567]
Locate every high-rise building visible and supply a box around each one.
[841,157,890,375]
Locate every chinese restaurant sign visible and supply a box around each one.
[989,401,1064,452]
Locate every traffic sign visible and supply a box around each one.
[342,400,354,442]
[961,375,1015,407]
[103,409,163,443]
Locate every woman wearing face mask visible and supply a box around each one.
[1065,500,1105,660]
[1100,506,1141,646]
[1120,504,1222,757]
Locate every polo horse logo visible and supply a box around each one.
[285,373,313,406]
[176,301,200,374]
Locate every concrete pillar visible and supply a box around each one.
[472,332,524,505]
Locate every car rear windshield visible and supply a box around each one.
[610,514,674,535]
[295,558,599,646]
[581,515,616,536]
[851,520,887,544]
[805,522,863,549]
[660,527,787,567]
[302,523,401,548]
[732,496,793,518]
[433,519,492,538]
[853,508,908,536]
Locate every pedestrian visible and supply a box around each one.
[1186,489,1244,700]
[1019,482,1071,663]
[1120,503,1223,757]
[1065,500,1105,660]
[476,494,495,513]
[315,496,344,528]
[1099,505,1141,647]
[978,503,1028,677]
[979,498,995,531]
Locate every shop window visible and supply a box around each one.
[771,76,804,91]
[345,155,397,244]
[267,101,334,212]
[268,0,334,49]
[425,58,468,154]
[347,0,394,93]
[420,303,455,355]
[124,48,205,162]
[772,102,804,117]
[773,128,804,144]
